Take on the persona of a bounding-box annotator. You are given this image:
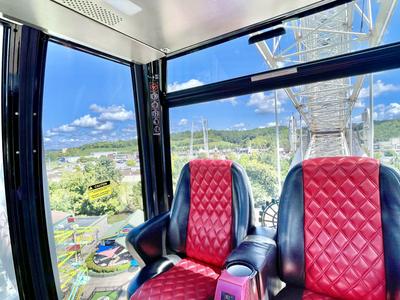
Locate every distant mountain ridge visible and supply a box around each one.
[46,119,399,158]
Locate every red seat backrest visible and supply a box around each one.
[303,157,386,299]
[186,159,233,268]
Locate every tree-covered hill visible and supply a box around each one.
[46,126,290,159]
[46,119,399,159]
[373,119,400,142]
[171,126,289,151]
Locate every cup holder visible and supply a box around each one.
[214,264,257,300]
[226,264,254,277]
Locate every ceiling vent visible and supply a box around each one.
[52,0,123,27]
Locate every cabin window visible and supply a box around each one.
[169,91,296,227]
[0,24,20,300]
[42,42,144,298]
[352,69,400,171]
[167,1,400,92]
[170,66,400,228]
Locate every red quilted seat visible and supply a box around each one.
[303,157,385,299]
[271,156,400,300]
[126,159,255,300]
[186,159,233,268]
[301,289,336,300]
[130,258,220,300]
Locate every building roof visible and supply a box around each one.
[51,210,71,225]
[101,210,144,240]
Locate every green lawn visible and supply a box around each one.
[90,290,120,300]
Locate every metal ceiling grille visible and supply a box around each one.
[52,0,123,27]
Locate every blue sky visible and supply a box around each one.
[43,42,137,149]
[43,1,400,149]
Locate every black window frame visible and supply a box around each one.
[164,0,400,196]
[2,0,400,298]
[1,22,154,300]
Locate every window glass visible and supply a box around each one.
[171,68,400,228]
[168,0,400,92]
[0,24,19,300]
[170,92,298,227]
[351,69,400,171]
[43,42,143,299]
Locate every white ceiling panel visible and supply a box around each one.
[0,0,328,63]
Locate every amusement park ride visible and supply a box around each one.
[0,0,399,299]
[54,220,96,299]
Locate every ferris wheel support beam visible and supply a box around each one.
[278,38,368,60]
[252,35,311,126]
[347,0,398,123]
[282,25,369,36]
[252,0,398,159]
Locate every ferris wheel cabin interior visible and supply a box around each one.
[0,0,399,299]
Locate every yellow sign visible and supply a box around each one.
[88,181,112,200]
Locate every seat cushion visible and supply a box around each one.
[274,285,336,300]
[130,258,221,300]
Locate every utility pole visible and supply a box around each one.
[189,121,194,159]
[300,114,303,160]
[369,73,374,158]
[202,118,209,157]
[275,90,282,192]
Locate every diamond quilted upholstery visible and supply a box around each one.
[303,157,386,300]
[301,289,336,300]
[187,159,233,268]
[130,258,220,300]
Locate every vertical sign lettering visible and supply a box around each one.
[149,77,161,136]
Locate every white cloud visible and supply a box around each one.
[168,79,204,92]
[44,137,51,142]
[95,121,114,131]
[56,124,76,132]
[122,126,136,133]
[375,102,400,120]
[259,122,277,128]
[90,130,100,135]
[247,92,284,114]
[45,130,58,136]
[90,104,134,121]
[89,104,107,113]
[72,114,99,127]
[354,99,365,108]
[219,97,238,106]
[352,115,362,123]
[100,110,134,121]
[233,122,245,128]
[359,80,400,98]
[178,118,189,126]
[60,138,77,143]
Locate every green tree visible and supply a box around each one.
[237,154,279,207]
[130,181,143,211]
[49,157,123,216]
[127,159,136,167]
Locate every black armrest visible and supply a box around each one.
[249,225,277,240]
[126,211,170,266]
[225,235,282,299]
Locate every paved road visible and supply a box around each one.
[81,268,139,300]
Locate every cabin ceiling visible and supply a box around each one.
[0,0,327,64]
